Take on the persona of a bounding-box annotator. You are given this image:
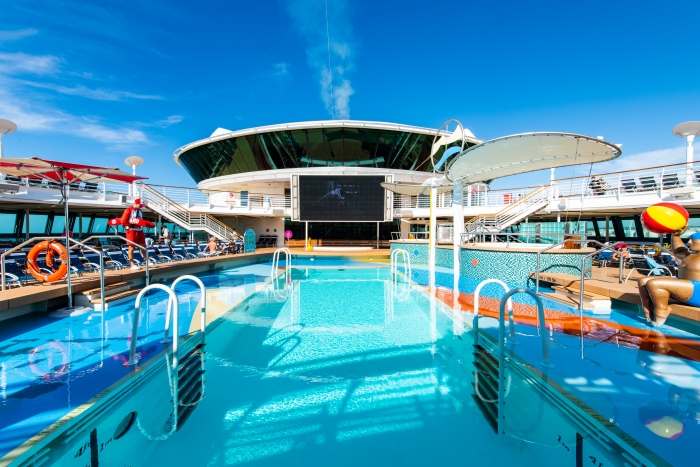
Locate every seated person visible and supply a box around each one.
[612,245,630,262]
[201,237,219,255]
[638,228,700,325]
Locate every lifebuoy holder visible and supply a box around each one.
[26,240,69,283]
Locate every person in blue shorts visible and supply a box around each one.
[638,227,700,326]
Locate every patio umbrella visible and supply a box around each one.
[0,157,147,313]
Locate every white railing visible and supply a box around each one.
[465,186,550,234]
[139,184,242,241]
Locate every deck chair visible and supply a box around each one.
[662,173,680,189]
[124,245,156,266]
[155,244,176,262]
[620,179,638,193]
[624,257,674,282]
[147,246,171,263]
[2,256,31,287]
[183,244,199,259]
[595,250,613,268]
[638,176,658,191]
[103,248,128,269]
[169,244,187,260]
[80,249,111,270]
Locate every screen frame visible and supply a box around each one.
[291,174,393,222]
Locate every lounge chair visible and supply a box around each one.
[662,173,680,189]
[620,179,638,193]
[638,176,657,191]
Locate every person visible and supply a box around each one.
[120,198,147,270]
[638,228,700,326]
[201,237,218,255]
[145,236,154,247]
[588,177,600,195]
[612,244,630,263]
[160,225,171,245]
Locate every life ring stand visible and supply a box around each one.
[26,240,69,283]
[28,341,70,381]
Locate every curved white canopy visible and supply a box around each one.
[446,132,621,183]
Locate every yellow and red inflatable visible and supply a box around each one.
[641,202,689,235]
[26,240,68,283]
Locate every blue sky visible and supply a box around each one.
[1,0,700,188]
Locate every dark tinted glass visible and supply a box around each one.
[178,127,475,183]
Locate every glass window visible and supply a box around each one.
[0,213,17,234]
[22,214,49,234]
[684,217,700,238]
[326,128,343,166]
[343,127,361,165]
[91,217,108,234]
[596,219,611,238]
[50,215,66,234]
[620,219,637,238]
[240,191,248,207]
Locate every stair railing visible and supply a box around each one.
[390,248,411,283]
[169,275,207,346]
[271,247,291,282]
[472,279,515,347]
[497,288,551,434]
[129,284,179,368]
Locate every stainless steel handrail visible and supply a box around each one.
[80,235,150,287]
[534,237,608,294]
[129,284,179,367]
[1,236,69,291]
[473,279,515,347]
[497,288,551,434]
[169,275,207,346]
[271,247,292,283]
[68,238,106,310]
[578,242,627,311]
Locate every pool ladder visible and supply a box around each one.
[390,249,412,283]
[271,248,292,300]
[471,284,551,434]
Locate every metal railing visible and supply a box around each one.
[271,248,291,282]
[496,288,551,434]
[129,284,179,367]
[80,235,151,287]
[0,237,105,310]
[472,279,515,347]
[390,248,412,283]
[140,184,242,242]
[390,231,430,240]
[169,275,207,346]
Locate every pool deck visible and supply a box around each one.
[531,267,700,322]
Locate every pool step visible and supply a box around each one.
[545,285,612,313]
[72,281,140,311]
[471,344,499,433]
[176,344,206,431]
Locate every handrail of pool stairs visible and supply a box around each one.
[128,284,179,367]
[497,288,552,434]
[534,238,627,312]
[473,279,516,347]
[270,247,291,281]
[167,275,207,347]
[390,248,411,283]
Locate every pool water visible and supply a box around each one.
[5,267,618,467]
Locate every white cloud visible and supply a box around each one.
[19,81,162,101]
[0,84,150,149]
[273,62,290,76]
[0,52,61,75]
[0,28,38,43]
[133,115,184,128]
[285,0,356,119]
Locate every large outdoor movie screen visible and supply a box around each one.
[299,175,385,222]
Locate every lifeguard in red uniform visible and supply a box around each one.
[121,198,147,270]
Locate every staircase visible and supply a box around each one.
[464,185,549,239]
[139,184,243,241]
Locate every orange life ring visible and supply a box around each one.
[27,240,68,283]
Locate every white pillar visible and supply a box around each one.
[429,185,437,291]
[452,179,464,303]
[686,135,695,186]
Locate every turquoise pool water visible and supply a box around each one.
[7,267,651,467]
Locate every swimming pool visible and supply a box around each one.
[2,266,672,467]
